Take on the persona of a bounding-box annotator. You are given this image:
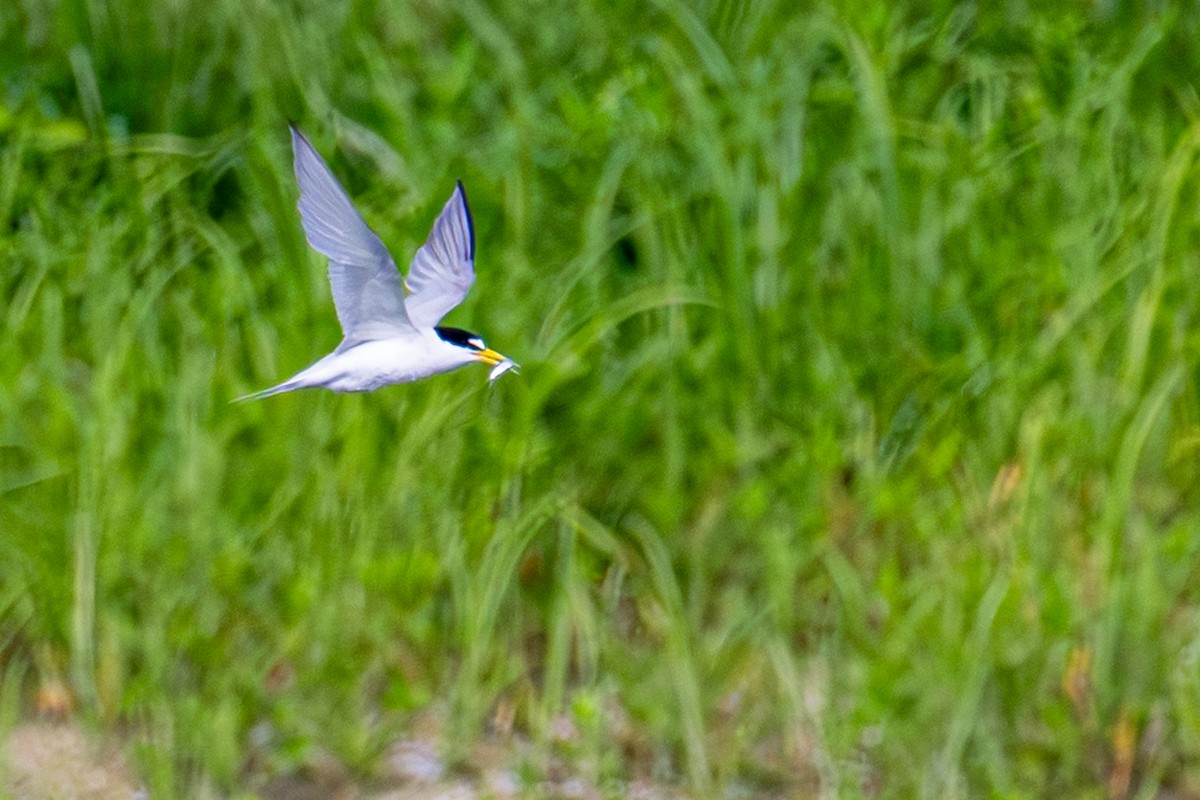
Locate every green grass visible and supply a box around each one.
[3,0,1200,796]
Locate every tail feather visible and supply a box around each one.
[232,380,303,403]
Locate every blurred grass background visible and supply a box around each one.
[2,0,1200,796]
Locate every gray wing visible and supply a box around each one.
[290,126,413,343]
[403,181,476,330]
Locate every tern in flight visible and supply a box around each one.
[238,126,517,401]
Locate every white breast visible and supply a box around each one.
[297,334,477,392]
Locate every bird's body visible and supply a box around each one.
[239,126,516,401]
[244,329,478,399]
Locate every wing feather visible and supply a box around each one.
[290,126,412,343]
[403,181,476,329]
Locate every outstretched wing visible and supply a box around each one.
[403,181,476,329]
[290,126,413,344]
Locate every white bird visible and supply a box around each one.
[238,126,517,401]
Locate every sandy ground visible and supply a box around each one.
[5,723,142,800]
[3,722,694,800]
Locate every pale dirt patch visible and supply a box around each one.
[3,722,700,800]
[5,722,142,800]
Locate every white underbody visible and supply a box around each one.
[273,331,477,395]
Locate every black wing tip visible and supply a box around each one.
[289,126,314,184]
[455,179,476,261]
[289,124,311,148]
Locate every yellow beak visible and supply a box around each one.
[474,348,508,366]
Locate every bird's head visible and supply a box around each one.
[435,325,510,367]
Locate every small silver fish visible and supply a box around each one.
[488,358,520,383]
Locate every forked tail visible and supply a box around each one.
[232,380,302,403]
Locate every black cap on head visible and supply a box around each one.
[435,326,485,350]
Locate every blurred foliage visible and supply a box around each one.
[2,0,1200,797]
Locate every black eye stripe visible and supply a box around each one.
[434,326,485,350]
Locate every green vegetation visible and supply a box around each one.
[3,1,1200,796]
